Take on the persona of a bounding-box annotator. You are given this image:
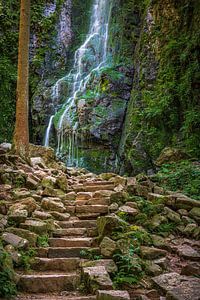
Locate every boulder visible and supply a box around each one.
[151,235,166,249]
[109,203,119,213]
[100,237,117,257]
[177,244,200,261]
[83,266,113,293]
[26,176,39,190]
[0,215,7,231]
[50,211,70,221]
[0,142,12,151]
[2,232,28,249]
[140,246,167,260]
[125,202,138,209]
[110,191,128,205]
[65,192,77,200]
[32,210,52,220]
[156,147,189,165]
[41,176,56,189]
[146,261,163,276]
[42,187,65,198]
[97,214,127,238]
[118,205,138,216]
[149,214,167,229]
[181,262,200,276]
[4,244,21,264]
[12,189,31,199]
[81,259,117,274]
[41,198,65,213]
[9,197,38,217]
[20,219,48,234]
[189,207,200,224]
[183,223,198,237]
[56,175,68,192]
[163,207,181,223]
[109,175,127,186]
[8,208,28,224]
[30,157,46,168]
[100,173,117,180]
[97,290,130,300]
[6,227,38,247]
[76,192,93,201]
[152,272,200,300]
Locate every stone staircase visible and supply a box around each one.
[17,178,130,300]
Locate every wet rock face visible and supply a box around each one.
[31,0,72,145]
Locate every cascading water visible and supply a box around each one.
[44,0,111,166]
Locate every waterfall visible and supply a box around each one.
[44,0,111,166]
[44,115,54,147]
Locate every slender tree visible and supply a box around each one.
[13,0,30,157]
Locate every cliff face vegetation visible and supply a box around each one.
[119,0,200,175]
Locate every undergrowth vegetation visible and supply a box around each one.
[0,244,17,298]
[152,160,200,200]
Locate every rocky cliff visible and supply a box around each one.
[119,0,200,175]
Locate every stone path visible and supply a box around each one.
[16,177,130,299]
[1,145,200,300]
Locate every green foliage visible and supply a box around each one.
[18,248,36,270]
[37,235,49,247]
[0,246,17,298]
[152,222,177,236]
[153,160,200,200]
[80,249,103,260]
[113,243,144,287]
[116,211,129,222]
[122,0,200,174]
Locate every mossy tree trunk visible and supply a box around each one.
[13,0,30,157]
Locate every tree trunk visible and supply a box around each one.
[13,0,30,158]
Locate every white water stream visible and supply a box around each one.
[44,0,111,166]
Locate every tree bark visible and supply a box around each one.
[13,0,30,157]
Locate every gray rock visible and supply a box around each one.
[100,237,117,257]
[118,205,138,216]
[20,219,48,234]
[97,290,130,300]
[189,207,200,224]
[177,244,200,261]
[109,203,119,213]
[30,157,46,168]
[41,198,65,212]
[140,246,167,260]
[153,272,200,300]
[163,207,181,223]
[83,266,113,293]
[32,210,52,220]
[6,227,38,247]
[2,232,28,249]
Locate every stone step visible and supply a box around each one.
[82,181,114,186]
[75,198,110,206]
[49,237,94,248]
[57,220,97,228]
[76,205,108,214]
[46,247,100,258]
[76,213,100,220]
[64,206,76,214]
[73,185,114,192]
[17,272,80,293]
[17,294,96,300]
[53,228,96,237]
[31,257,80,272]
